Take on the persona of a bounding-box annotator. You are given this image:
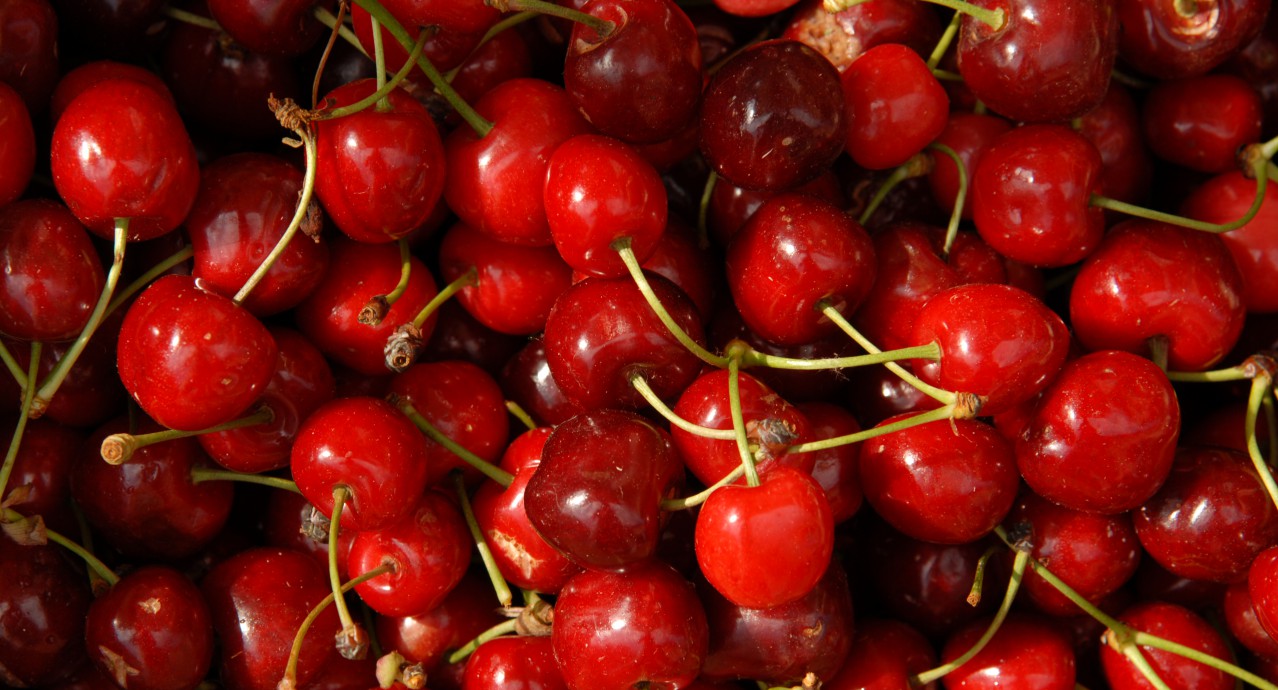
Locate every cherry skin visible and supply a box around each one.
[1143,73,1263,173]
[524,409,684,569]
[463,636,567,690]
[825,618,938,690]
[290,396,434,533]
[1116,0,1268,78]
[0,530,93,688]
[782,0,944,72]
[116,273,278,431]
[1069,219,1246,371]
[927,111,1012,220]
[0,0,59,114]
[439,25,534,128]
[637,216,719,319]
[48,60,174,124]
[206,0,323,56]
[0,81,33,206]
[725,192,876,346]
[1250,546,1278,642]
[564,0,702,143]
[375,574,506,674]
[910,283,1071,416]
[859,415,1019,544]
[314,79,446,244]
[1134,446,1278,583]
[956,0,1118,123]
[1078,82,1153,208]
[1223,577,1278,661]
[706,170,846,248]
[799,401,864,524]
[709,303,859,403]
[940,613,1076,690]
[84,566,214,690]
[1182,169,1278,313]
[971,124,1106,267]
[0,198,105,342]
[699,39,847,191]
[841,43,949,170]
[50,77,200,241]
[5,323,127,428]
[544,133,667,277]
[551,560,709,690]
[186,152,330,317]
[1100,601,1234,690]
[420,298,525,377]
[1015,349,1180,515]
[500,336,586,426]
[0,418,82,528]
[696,465,834,609]
[350,4,485,77]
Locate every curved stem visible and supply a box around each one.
[927,142,967,256]
[789,403,955,454]
[631,374,736,440]
[162,5,223,31]
[328,486,359,634]
[0,342,40,502]
[101,405,274,465]
[316,29,428,119]
[190,468,302,494]
[411,267,476,330]
[498,0,613,36]
[927,9,963,69]
[1089,154,1266,234]
[615,239,728,369]
[857,153,932,226]
[104,245,194,320]
[445,618,519,665]
[3,508,119,587]
[505,401,537,432]
[234,129,318,304]
[1129,631,1278,690]
[820,303,956,405]
[1247,373,1278,510]
[453,472,512,607]
[360,239,414,325]
[697,171,716,250]
[727,353,760,488]
[281,562,395,690]
[661,464,746,510]
[737,341,940,371]
[394,397,514,487]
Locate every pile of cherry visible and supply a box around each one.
[8,0,1278,688]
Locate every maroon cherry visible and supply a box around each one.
[0,198,104,342]
[940,613,1076,690]
[799,401,864,524]
[841,42,949,170]
[0,531,93,688]
[262,490,355,581]
[1100,601,1234,690]
[84,566,214,690]
[706,170,845,248]
[500,336,586,426]
[1116,0,1268,78]
[1144,73,1263,173]
[0,0,58,114]
[0,418,81,529]
[551,561,708,690]
[464,636,567,690]
[116,273,278,431]
[0,80,34,206]
[1182,170,1278,313]
[1078,83,1153,208]
[6,324,126,428]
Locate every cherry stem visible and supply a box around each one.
[314,5,368,60]
[104,245,194,320]
[32,218,128,419]
[443,11,539,83]
[927,142,967,256]
[726,349,761,488]
[967,545,1000,606]
[1127,630,1278,690]
[369,14,390,111]
[352,0,494,137]
[445,618,519,665]
[0,339,25,390]
[819,302,957,405]
[328,486,361,638]
[1264,395,1278,466]
[2,508,120,587]
[280,561,395,690]
[927,9,963,69]
[71,501,110,595]
[190,468,303,494]
[101,405,275,465]
[310,0,346,108]
[411,267,476,330]
[789,403,956,454]
[857,153,933,226]
[1246,371,1278,511]
[912,547,1028,686]
[661,464,746,511]
[631,374,736,440]
[0,341,41,503]
[735,339,940,371]
[235,127,318,305]
[697,171,716,250]
[505,401,537,432]
[489,0,614,37]
[317,30,429,120]
[393,397,515,487]
[360,239,412,326]
[452,472,513,607]
[161,5,223,31]
[614,239,730,368]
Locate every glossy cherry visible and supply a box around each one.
[1144,73,1262,173]
[841,43,949,170]
[1250,546,1278,643]
[1224,576,1278,661]
[782,0,943,71]
[463,635,567,690]
[0,418,81,528]
[1182,169,1278,313]
[262,490,355,581]
[940,613,1076,690]
[1116,0,1268,78]
[799,401,864,524]
[500,336,586,426]
[0,198,104,342]
[375,574,506,673]
[0,531,93,688]
[1078,82,1153,207]
[1100,601,1234,690]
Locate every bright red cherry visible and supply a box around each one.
[1224,577,1278,661]
[375,574,506,674]
[1100,601,1234,690]
[825,618,938,690]
[1182,170,1278,313]
[940,613,1076,690]
[464,635,567,690]
[841,43,949,170]
[0,199,104,342]
[1250,546,1278,643]
[927,111,1012,220]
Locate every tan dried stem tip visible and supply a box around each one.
[384,323,425,373]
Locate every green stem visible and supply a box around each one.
[661,464,746,510]
[737,341,940,371]
[927,142,967,256]
[317,30,429,119]
[101,405,274,465]
[394,398,514,487]
[411,267,476,330]
[104,245,194,320]
[789,403,956,455]
[697,171,716,250]
[0,339,26,390]
[1129,631,1278,690]
[0,342,41,503]
[328,486,362,645]
[927,9,963,69]
[820,303,956,405]
[727,352,760,488]
[189,468,302,494]
[370,14,389,109]
[858,154,932,226]
[499,0,613,36]
[359,239,413,326]
[1247,373,1278,510]
[615,239,728,369]
[443,11,539,82]
[234,130,318,305]
[281,561,395,690]
[1090,153,1267,234]
[3,508,119,587]
[162,5,223,31]
[453,472,512,607]
[446,618,519,665]
[1165,366,1254,383]
[505,401,537,432]
[631,374,736,440]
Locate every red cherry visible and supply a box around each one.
[375,574,505,673]
[1116,0,1267,79]
[1,418,81,529]
[0,81,34,206]
[696,465,834,609]
[825,618,938,690]
[0,0,58,114]
[782,0,944,72]
[50,77,199,240]
[1250,546,1278,643]
[1182,170,1278,313]
[1144,73,1263,173]
[48,60,173,125]
[206,0,324,56]
[0,531,93,688]
[799,401,864,524]
[116,274,278,431]
[1224,577,1278,661]
[841,43,949,170]
[706,169,846,248]
[940,613,1076,690]
[1100,601,1234,690]
[6,325,127,428]
[350,4,485,76]
[463,636,567,690]
[500,336,586,426]
[1078,83,1154,208]
[927,111,1012,219]
[0,199,105,342]
[262,490,355,581]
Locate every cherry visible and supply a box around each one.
[1116,0,1268,79]
[48,60,173,124]
[860,414,1018,544]
[6,323,127,428]
[0,199,105,342]
[1015,350,1180,515]
[551,560,708,690]
[0,530,93,688]
[706,170,846,248]
[841,43,949,170]
[369,0,499,40]
[939,613,1077,690]
[71,414,234,560]
[347,490,470,618]
[0,81,33,206]
[421,299,526,377]
[825,618,938,690]
[698,560,855,685]
[910,283,1070,416]
[50,77,200,240]
[116,273,278,431]
[725,192,876,346]
[291,396,434,532]
[350,4,485,78]
[0,0,59,114]
[0,418,82,528]
[201,548,341,690]
[1134,446,1278,583]
[186,152,330,317]
[970,124,1105,267]
[206,0,324,56]
[463,636,567,690]
[544,133,667,277]
[525,409,684,569]
[1070,219,1246,371]
[1100,601,1234,690]
[438,26,534,128]
[444,78,593,247]
[782,0,943,72]
[696,465,834,609]
[262,490,355,581]
[926,112,1011,220]
[1224,577,1278,661]
[1182,169,1278,313]
[699,39,846,191]
[955,0,1118,123]
[844,359,944,428]
[1078,82,1154,208]
[543,274,705,411]
[564,0,703,143]
[500,336,586,426]
[1143,73,1263,173]
[799,401,864,524]
[315,79,447,244]
[375,574,506,673]
[1251,546,1278,642]
[637,216,719,319]
[84,566,214,690]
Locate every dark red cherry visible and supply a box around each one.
[782,0,944,72]
[6,325,127,428]
[0,199,104,342]
[927,112,1012,220]
[202,548,340,690]
[262,490,355,581]
[1078,82,1153,208]
[565,0,702,143]
[726,192,876,346]
[420,298,525,378]
[117,274,277,431]
[186,152,330,317]
[84,566,214,690]
[700,39,846,191]
[956,0,1118,122]
[524,409,684,570]
[315,79,446,244]
[860,415,1019,544]
[841,43,949,170]
[0,531,92,688]
[1116,0,1268,79]
[1182,170,1278,313]
[910,283,1070,415]
[706,170,846,248]
[464,635,567,690]
[206,0,323,56]
[825,618,938,690]
[439,25,534,128]
[500,336,586,426]
[1224,576,1278,661]
[350,4,485,77]
[0,0,59,114]
[1134,446,1278,583]
[50,78,200,240]
[1100,601,1233,690]
[1,418,81,527]
[552,561,708,690]
[1016,350,1179,514]
[1144,73,1262,173]
[940,613,1076,690]
[799,401,864,524]
[291,396,434,532]
[1251,546,1278,643]
[0,81,34,206]
[1069,219,1246,371]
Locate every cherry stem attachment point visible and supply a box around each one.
[393,396,514,487]
[819,302,957,406]
[631,374,736,441]
[0,341,41,503]
[360,239,413,326]
[190,468,302,493]
[280,561,395,690]
[453,472,513,607]
[101,405,275,465]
